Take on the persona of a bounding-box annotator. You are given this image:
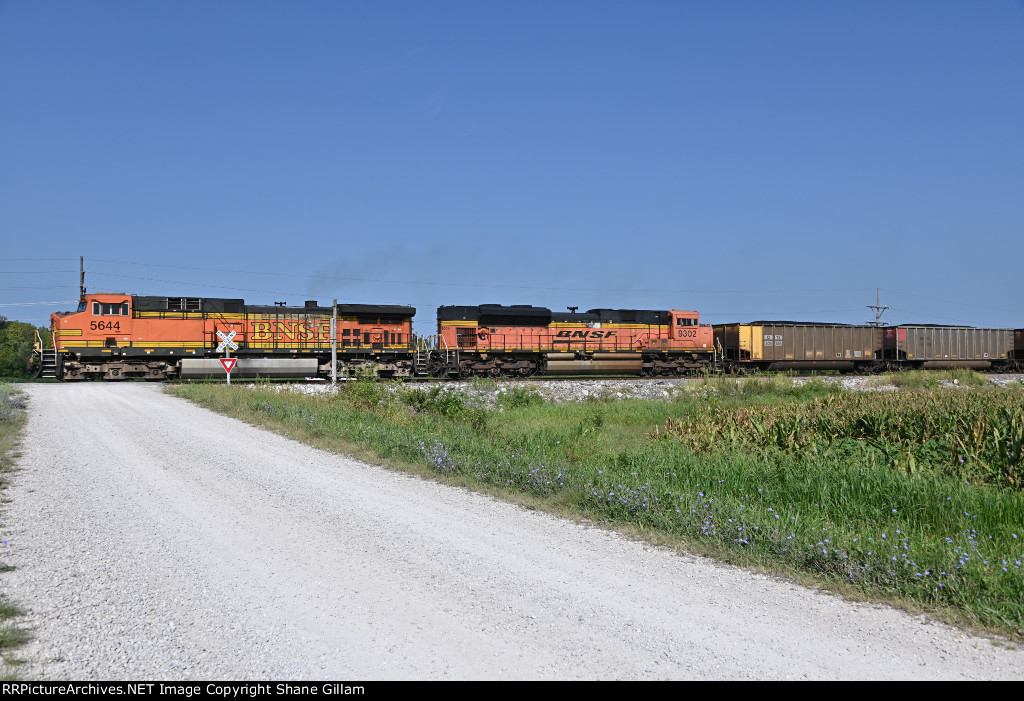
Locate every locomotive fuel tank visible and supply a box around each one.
[178,358,320,378]
[543,352,643,375]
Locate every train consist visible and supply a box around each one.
[30,292,1024,380]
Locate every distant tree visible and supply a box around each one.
[0,316,50,378]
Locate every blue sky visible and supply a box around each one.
[2,1,1022,333]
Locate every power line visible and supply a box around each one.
[888,288,1020,316]
[88,259,870,296]
[888,307,978,325]
[0,286,76,290]
[88,273,409,307]
[0,301,78,307]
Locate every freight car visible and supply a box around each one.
[33,293,416,380]
[431,304,715,377]
[713,322,884,373]
[714,322,1021,373]
[881,325,1016,370]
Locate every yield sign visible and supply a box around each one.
[220,358,237,374]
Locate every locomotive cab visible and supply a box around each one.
[667,310,714,350]
[53,293,135,353]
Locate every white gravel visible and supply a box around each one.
[260,373,1024,406]
[3,383,1023,680]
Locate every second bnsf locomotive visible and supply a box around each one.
[433,304,715,377]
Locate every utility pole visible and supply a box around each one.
[867,287,891,326]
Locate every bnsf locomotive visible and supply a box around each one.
[33,293,415,380]
[30,292,1024,380]
[434,304,715,377]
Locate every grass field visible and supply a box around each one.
[169,374,1024,638]
[0,384,30,676]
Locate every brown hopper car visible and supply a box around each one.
[714,322,884,372]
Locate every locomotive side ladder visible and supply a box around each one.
[35,330,59,378]
[39,350,58,378]
[413,335,429,376]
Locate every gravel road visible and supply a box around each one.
[3,383,1022,680]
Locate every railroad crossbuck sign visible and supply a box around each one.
[216,330,239,353]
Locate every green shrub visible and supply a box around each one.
[497,386,545,410]
[400,386,468,417]
[342,376,391,410]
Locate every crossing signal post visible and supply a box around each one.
[217,330,239,385]
[332,299,337,385]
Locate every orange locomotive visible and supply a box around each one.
[431,304,716,377]
[35,293,416,380]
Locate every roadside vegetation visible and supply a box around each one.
[868,368,993,391]
[169,375,1024,639]
[0,384,30,676]
[0,317,49,380]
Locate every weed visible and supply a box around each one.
[468,376,500,392]
[401,386,468,417]
[0,386,30,674]
[342,375,392,410]
[496,386,544,410]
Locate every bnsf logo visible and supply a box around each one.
[252,321,332,342]
[555,330,617,339]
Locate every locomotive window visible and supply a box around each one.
[342,329,350,337]
[676,318,697,327]
[93,302,128,316]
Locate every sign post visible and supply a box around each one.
[220,356,237,384]
[217,330,239,385]
[331,299,337,385]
